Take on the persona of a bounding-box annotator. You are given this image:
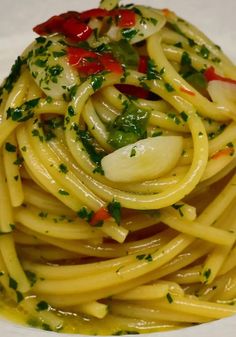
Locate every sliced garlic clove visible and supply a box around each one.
[107,6,166,44]
[207,80,236,118]
[102,136,183,182]
[27,36,79,99]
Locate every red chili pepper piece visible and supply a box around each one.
[115,84,149,99]
[111,9,136,28]
[99,54,123,74]
[180,86,196,96]
[90,207,111,226]
[79,8,109,20]
[204,66,236,84]
[62,18,92,41]
[33,15,64,35]
[211,147,234,160]
[138,56,148,73]
[68,47,103,75]
[68,47,123,76]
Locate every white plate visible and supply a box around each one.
[0,0,236,336]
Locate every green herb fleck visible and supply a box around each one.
[180,111,188,122]
[166,292,173,303]
[36,300,49,312]
[165,83,174,92]
[199,45,210,59]
[203,268,211,282]
[181,51,192,66]
[58,189,69,196]
[77,207,94,222]
[107,200,121,225]
[122,28,138,41]
[59,163,68,174]
[130,146,137,157]
[25,270,37,287]
[172,203,184,216]
[9,277,18,290]
[6,98,40,123]
[5,142,17,152]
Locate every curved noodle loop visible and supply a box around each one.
[0,0,236,334]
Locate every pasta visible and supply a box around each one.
[1,0,236,334]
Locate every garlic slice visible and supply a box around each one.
[102,136,183,182]
[27,36,79,99]
[207,80,236,119]
[106,6,166,44]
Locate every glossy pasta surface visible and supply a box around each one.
[0,0,236,335]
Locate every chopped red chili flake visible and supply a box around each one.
[180,86,196,96]
[138,56,148,74]
[204,66,236,84]
[67,47,123,76]
[115,84,149,99]
[211,147,234,160]
[90,207,111,226]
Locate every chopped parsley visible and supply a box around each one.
[59,163,68,174]
[16,291,24,303]
[181,51,192,66]
[13,156,24,166]
[77,207,94,222]
[136,254,153,262]
[58,189,69,196]
[76,129,105,174]
[167,113,181,125]
[130,146,137,157]
[9,277,18,290]
[6,98,40,123]
[36,300,49,312]
[68,105,75,117]
[180,111,189,122]
[109,40,139,69]
[25,270,37,287]
[166,292,174,303]
[122,28,138,41]
[107,200,121,225]
[108,101,150,149]
[199,45,210,59]
[5,142,17,152]
[146,59,164,80]
[203,268,211,282]
[172,203,184,216]
[0,56,25,98]
[165,83,175,92]
[91,73,105,91]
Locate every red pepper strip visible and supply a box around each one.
[80,8,136,28]
[204,66,236,84]
[99,53,123,74]
[162,8,171,17]
[180,86,196,96]
[115,84,149,99]
[138,56,148,73]
[68,47,123,76]
[68,47,103,75]
[211,148,234,160]
[111,9,136,28]
[62,18,93,41]
[79,8,109,20]
[90,207,111,226]
[33,15,64,35]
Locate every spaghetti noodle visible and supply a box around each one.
[0,0,236,334]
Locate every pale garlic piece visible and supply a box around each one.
[102,136,183,182]
[27,36,79,99]
[207,80,236,119]
[106,6,166,44]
